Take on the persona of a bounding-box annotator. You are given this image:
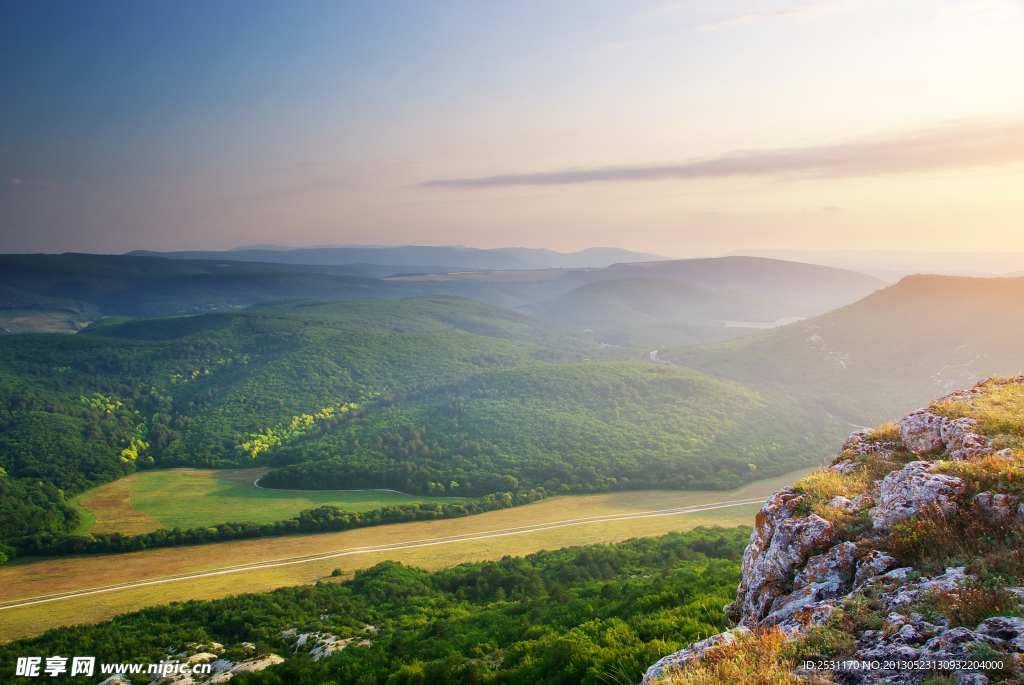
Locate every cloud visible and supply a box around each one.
[935,0,1022,23]
[698,2,853,30]
[422,120,1024,189]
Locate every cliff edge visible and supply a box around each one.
[644,377,1024,685]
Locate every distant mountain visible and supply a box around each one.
[0,253,883,333]
[666,274,1024,425]
[727,249,1024,282]
[127,245,671,271]
[395,256,887,317]
[498,246,670,269]
[527,277,797,348]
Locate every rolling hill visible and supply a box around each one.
[526,277,797,348]
[0,296,835,562]
[128,244,671,270]
[666,274,1024,426]
[392,256,886,318]
[0,253,884,335]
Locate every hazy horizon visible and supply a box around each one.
[3,1,1023,256]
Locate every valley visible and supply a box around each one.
[0,470,807,642]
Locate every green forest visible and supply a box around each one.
[0,527,748,685]
[0,296,836,563]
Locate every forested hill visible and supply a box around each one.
[0,296,837,563]
[666,274,1024,426]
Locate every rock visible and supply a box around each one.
[870,461,966,530]
[828,495,855,510]
[920,627,1000,660]
[760,541,856,630]
[854,551,899,587]
[729,488,838,626]
[798,542,858,587]
[953,673,990,685]
[973,491,1022,527]
[942,418,994,460]
[831,459,860,475]
[841,431,899,458]
[231,654,285,673]
[900,409,948,453]
[893,623,923,643]
[975,615,1024,641]
[641,628,749,684]
[842,431,871,453]
[885,567,967,609]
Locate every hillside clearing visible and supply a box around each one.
[73,468,473,533]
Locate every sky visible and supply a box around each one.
[2,0,1024,257]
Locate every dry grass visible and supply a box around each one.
[920,579,1024,629]
[932,378,1024,451]
[0,468,812,643]
[75,478,163,535]
[658,630,824,685]
[934,451,1024,497]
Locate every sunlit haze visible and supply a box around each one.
[3,0,1024,256]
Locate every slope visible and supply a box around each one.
[0,296,837,562]
[527,277,796,348]
[667,274,1024,426]
[391,256,887,317]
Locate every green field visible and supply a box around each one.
[74,468,474,533]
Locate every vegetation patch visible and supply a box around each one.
[0,527,749,685]
[75,469,474,533]
[931,378,1024,451]
[660,629,811,685]
[75,477,163,535]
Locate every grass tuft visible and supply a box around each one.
[658,629,822,685]
[919,578,1024,629]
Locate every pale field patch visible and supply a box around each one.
[73,467,472,532]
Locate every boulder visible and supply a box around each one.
[854,551,899,587]
[870,461,966,531]
[973,491,1022,527]
[942,417,994,460]
[899,409,948,453]
[975,615,1024,642]
[920,627,1001,660]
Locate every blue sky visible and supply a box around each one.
[3,1,1024,255]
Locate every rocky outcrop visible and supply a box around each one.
[641,628,749,684]
[899,408,994,462]
[646,378,1024,684]
[727,489,837,627]
[869,461,966,531]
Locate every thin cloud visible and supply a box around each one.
[698,2,852,30]
[422,120,1024,189]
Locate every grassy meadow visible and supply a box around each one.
[72,468,473,534]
